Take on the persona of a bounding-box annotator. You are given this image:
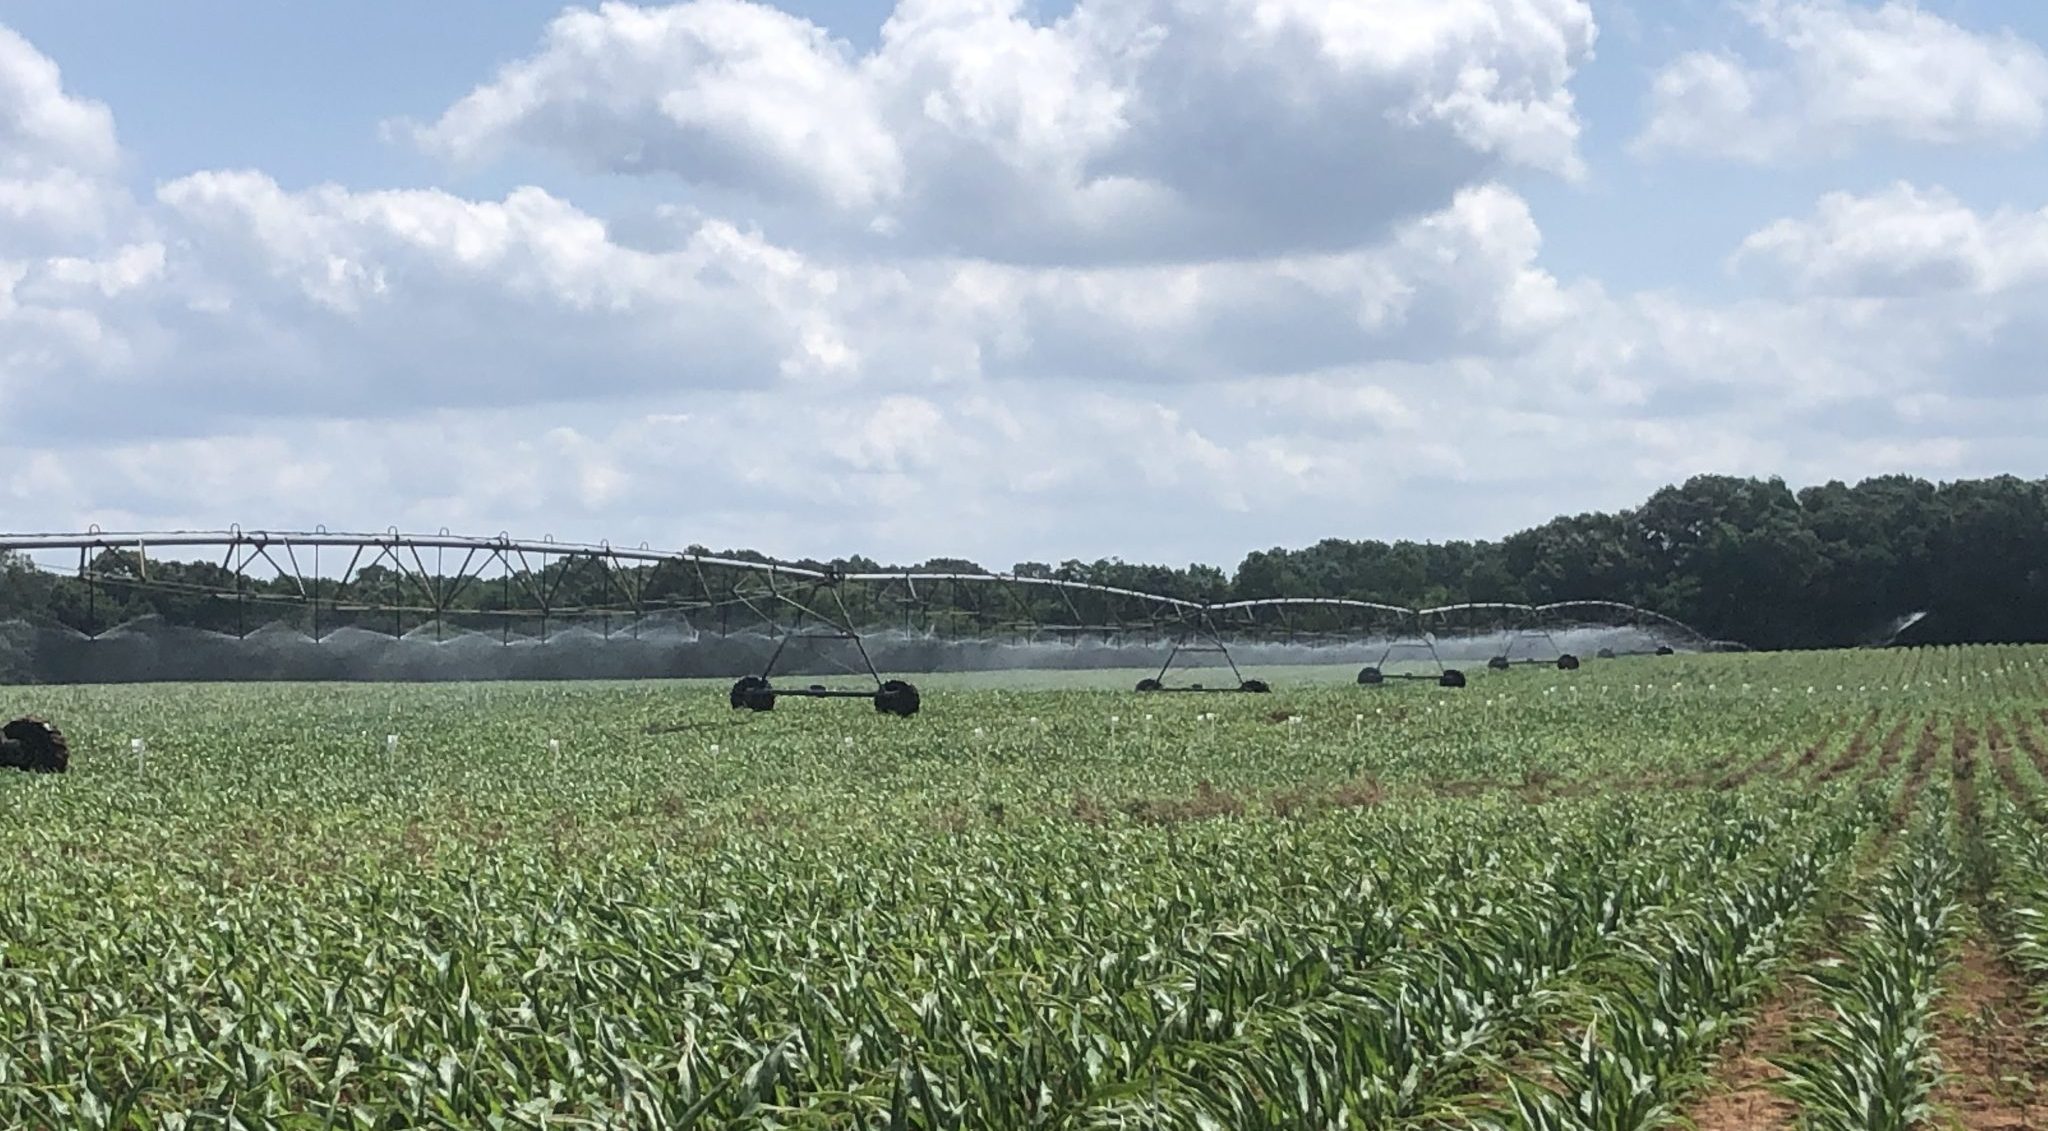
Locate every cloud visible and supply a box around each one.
[415,0,905,212]
[0,27,115,170]
[0,24,124,244]
[0,28,157,419]
[1726,183,2048,412]
[1734,182,2048,296]
[14,171,862,432]
[15,166,1593,439]
[13,326,2040,570]
[6,9,2048,570]
[1636,0,2048,161]
[408,0,1597,262]
[951,184,1590,383]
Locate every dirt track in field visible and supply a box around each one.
[1682,983,1816,1130]
[1986,719,2043,822]
[1789,730,1835,775]
[1685,715,1892,1131]
[1688,705,1959,1131]
[1891,716,1941,832]
[1929,717,2048,1130]
[1715,746,1786,790]
[1928,939,2048,1129]
[1816,711,1879,781]
[2017,714,2048,780]
[1873,713,1912,777]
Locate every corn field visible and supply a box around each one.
[1,646,2046,1128]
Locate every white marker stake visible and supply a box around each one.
[131,737,145,771]
[548,739,561,757]
[386,734,399,757]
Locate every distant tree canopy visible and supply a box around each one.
[3,473,2044,650]
[1230,473,2048,649]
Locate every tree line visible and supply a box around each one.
[3,473,2044,650]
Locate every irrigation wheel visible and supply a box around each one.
[729,676,775,712]
[874,680,921,717]
[0,716,69,773]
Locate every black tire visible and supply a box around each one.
[0,717,68,773]
[1656,646,1675,656]
[1240,679,1271,694]
[1487,655,1511,671]
[1557,654,1581,671]
[1596,647,1616,660]
[1358,666,1384,686]
[1136,678,1163,693]
[729,676,774,712]
[729,675,766,710]
[1438,669,1468,689]
[875,680,921,717]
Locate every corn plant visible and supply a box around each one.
[1480,813,1859,1130]
[0,645,2036,1126]
[1771,809,1961,1131]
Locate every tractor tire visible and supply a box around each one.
[875,680,921,717]
[1438,669,1468,689]
[729,676,775,712]
[0,717,68,773]
[1357,667,1384,686]
[1597,647,1616,660]
[1136,678,1164,693]
[1240,679,1272,694]
[1557,654,1581,671]
[1487,655,1511,671]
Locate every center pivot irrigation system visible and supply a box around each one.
[0,529,1730,753]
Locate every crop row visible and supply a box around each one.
[0,793,1855,1127]
[0,645,2039,1127]
[1484,782,1875,1129]
[1775,793,1962,1131]
[1983,715,2048,1019]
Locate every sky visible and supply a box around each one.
[2,0,2046,570]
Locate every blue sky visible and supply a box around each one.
[2,1,2046,566]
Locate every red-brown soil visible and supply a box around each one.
[1928,939,2048,1129]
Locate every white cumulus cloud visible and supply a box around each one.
[1636,0,2048,162]
[1735,182,2048,296]
[4,8,2048,567]
[409,0,1597,262]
